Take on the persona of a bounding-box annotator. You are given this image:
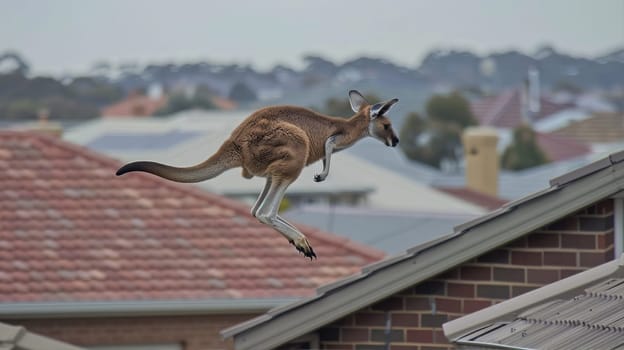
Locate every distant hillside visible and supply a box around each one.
[1,46,622,122]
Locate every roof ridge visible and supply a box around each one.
[483,89,517,125]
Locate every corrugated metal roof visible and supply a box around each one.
[0,322,86,350]
[456,278,624,350]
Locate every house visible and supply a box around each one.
[223,149,624,350]
[0,131,384,350]
[0,322,86,350]
[552,112,624,144]
[63,109,486,214]
[444,255,624,349]
[101,91,168,117]
[470,88,577,130]
[470,87,592,162]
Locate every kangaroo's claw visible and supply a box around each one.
[289,237,316,260]
[314,174,325,182]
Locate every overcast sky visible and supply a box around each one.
[1,0,622,75]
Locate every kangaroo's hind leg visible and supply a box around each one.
[254,177,316,259]
[251,176,272,218]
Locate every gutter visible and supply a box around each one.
[0,298,299,319]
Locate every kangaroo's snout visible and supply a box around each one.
[386,136,399,147]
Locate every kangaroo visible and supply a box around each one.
[116,90,399,259]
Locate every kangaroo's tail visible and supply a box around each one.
[116,142,241,183]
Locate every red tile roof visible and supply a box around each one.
[435,187,508,211]
[0,131,383,303]
[553,112,624,143]
[471,89,575,128]
[536,132,591,162]
[102,93,168,117]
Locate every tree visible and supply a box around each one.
[426,92,475,127]
[155,92,216,116]
[501,125,549,170]
[228,81,257,103]
[400,92,476,169]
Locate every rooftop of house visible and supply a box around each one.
[535,131,592,162]
[553,112,624,144]
[0,131,384,317]
[101,92,168,117]
[445,255,624,349]
[471,89,576,129]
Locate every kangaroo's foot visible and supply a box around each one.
[313,173,327,182]
[289,237,316,260]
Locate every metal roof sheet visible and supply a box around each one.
[456,278,624,349]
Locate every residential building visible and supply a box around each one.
[101,91,168,117]
[0,131,383,350]
[223,149,624,350]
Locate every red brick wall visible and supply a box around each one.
[3,313,258,350]
[317,199,615,350]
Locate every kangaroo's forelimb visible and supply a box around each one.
[314,135,337,182]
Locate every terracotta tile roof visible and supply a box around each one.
[0,131,383,303]
[471,89,575,128]
[102,93,168,117]
[553,112,624,143]
[210,96,237,110]
[435,187,507,211]
[536,132,591,162]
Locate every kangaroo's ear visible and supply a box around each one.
[349,90,369,113]
[370,98,399,118]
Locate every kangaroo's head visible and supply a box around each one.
[349,90,399,147]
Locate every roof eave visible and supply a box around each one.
[0,298,299,319]
[225,161,624,350]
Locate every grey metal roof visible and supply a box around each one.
[284,205,476,255]
[454,277,624,350]
[222,149,624,350]
[0,322,85,350]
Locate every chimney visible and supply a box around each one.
[29,108,63,138]
[462,127,499,197]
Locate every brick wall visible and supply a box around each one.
[317,199,615,350]
[4,313,258,350]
